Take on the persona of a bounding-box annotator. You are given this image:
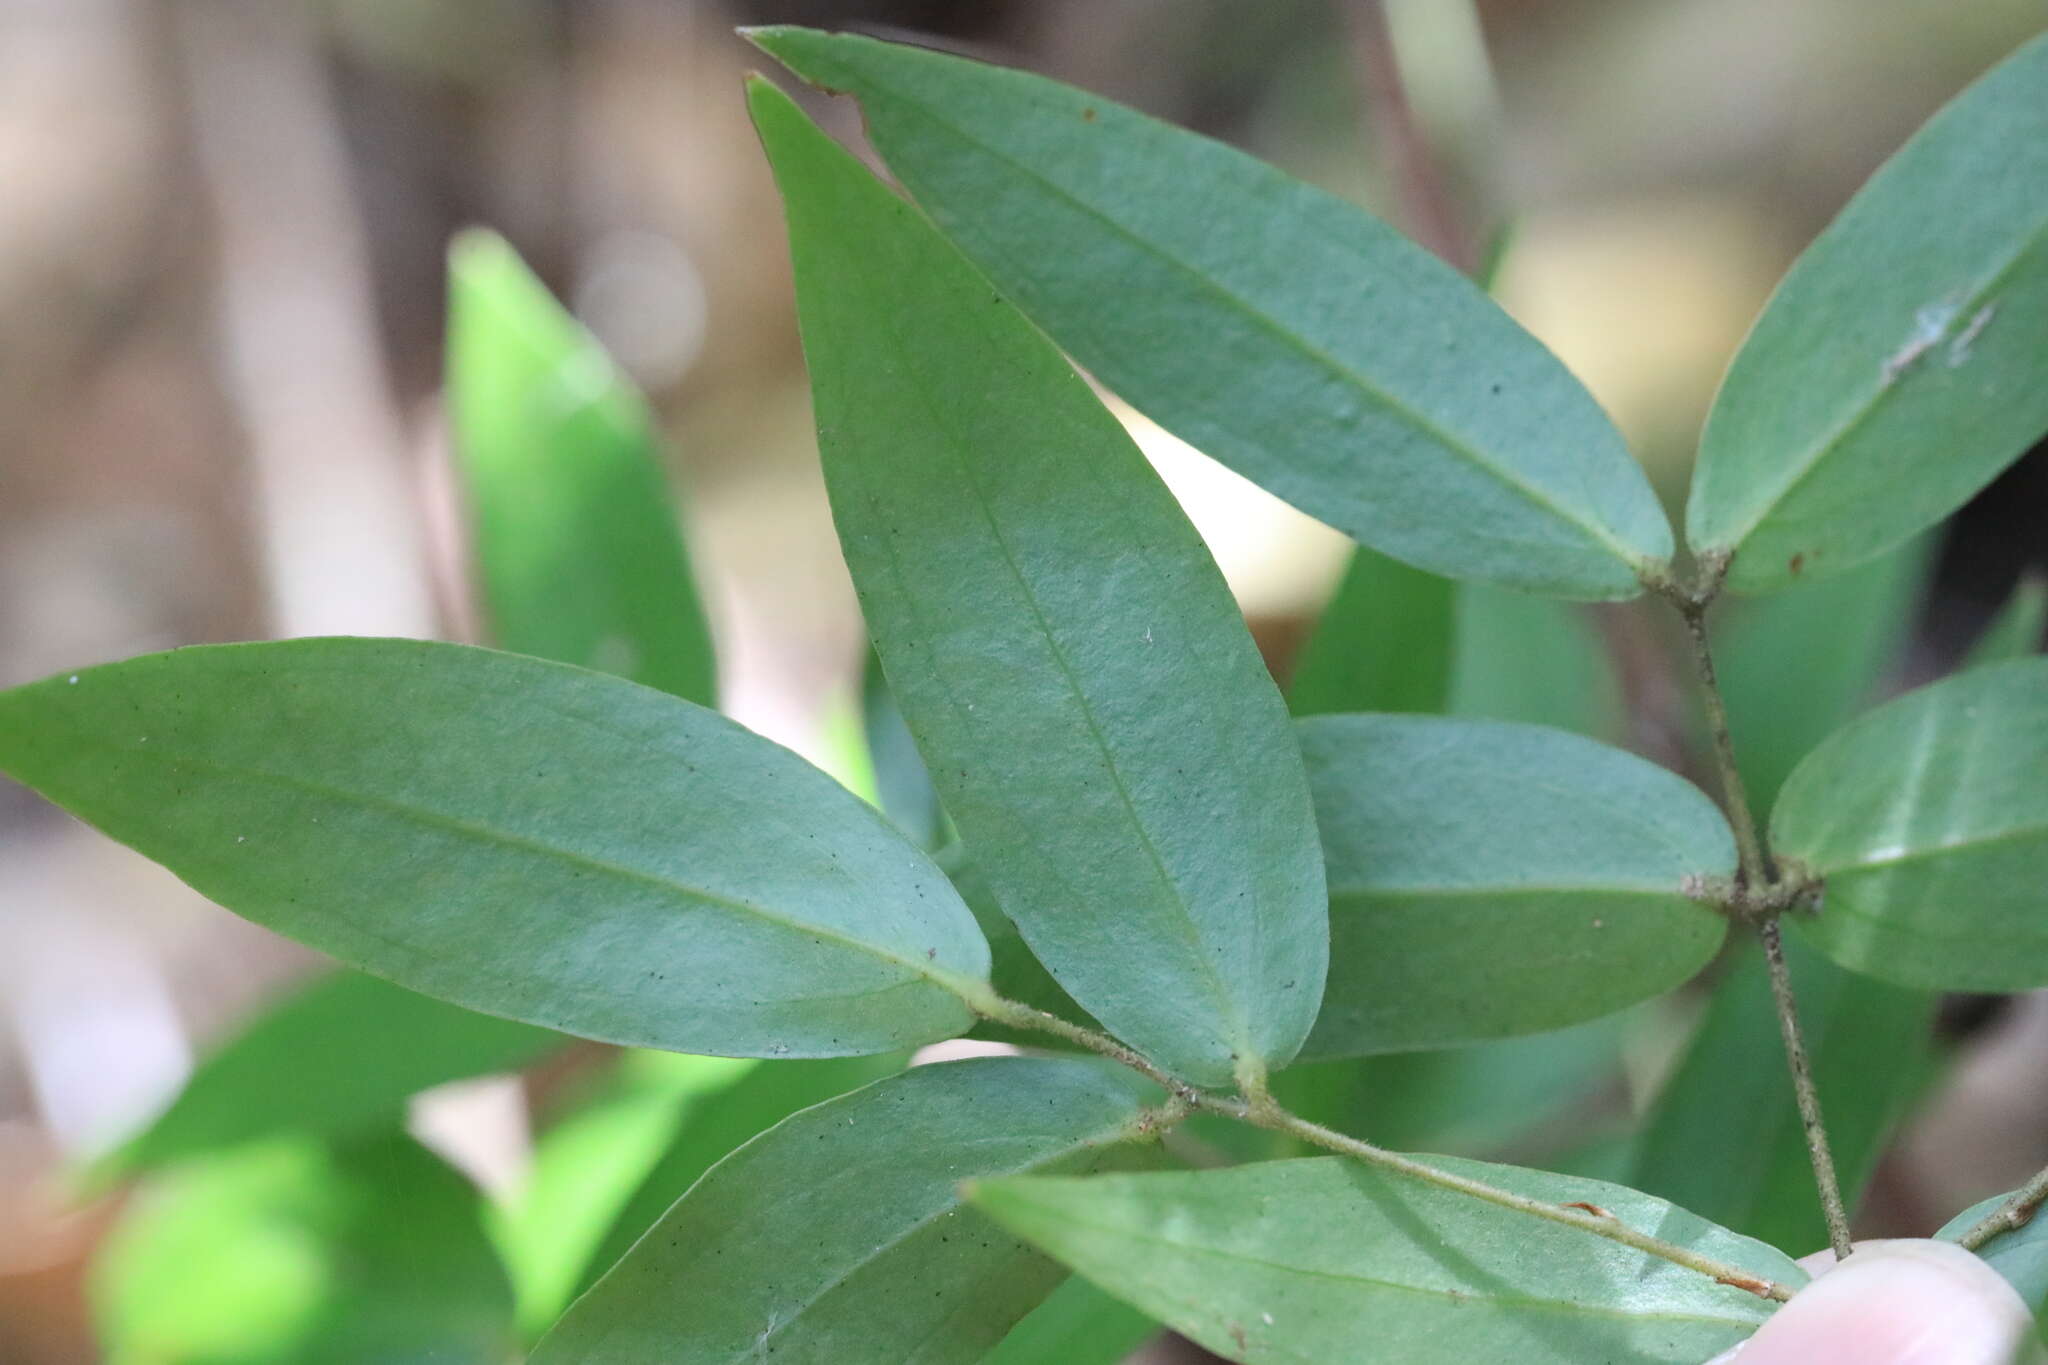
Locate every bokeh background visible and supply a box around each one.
[3,1,2045,1359]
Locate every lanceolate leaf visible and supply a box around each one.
[1688,34,2048,593]
[752,79,1326,1087]
[1631,932,1935,1255]
[971,1158,1803,1364]
[97,971,562,1181]
[93,1135,515,1365]
[533,1057,1162,1363]
[0,639,989,1057]
[1965,574,2047,668]
[1773,657,2048,991]
[749,28,1673,600]
[446,230,716,703]
[1295,715,1730,1058]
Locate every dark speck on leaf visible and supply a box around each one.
[1081,107,1097,122]
[1789,553,1806,575]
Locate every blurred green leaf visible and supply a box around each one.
[1775,657,2048,990]
[94,1135,514,1364]
[1715,536,1929,812]
[1965,574,2047,668]
[95,971,560,1185]
[446,230,715,704]
[971,1157,1802,1364]
[0,640,989,1056]
[1289,548,1456,717]
[1631,931,1934,1254]
[981,1276,1158,1365]
[534,1057,1161,1362]
[564,1052,905,1308]
[493,1051,760,1338]
[752,78,1324,1087]
[1688,34,2048,593]
[1295,715,1729,1058]
[749,29,1672,599]
[863,645,946,848]
[1447,585,1621,738]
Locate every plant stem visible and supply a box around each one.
[970,991,1795,1303]
[1757,918,1854,1260]
[1677,602,1772,887]
[1957,1164,2048,1251]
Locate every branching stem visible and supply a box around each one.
[1957,1164,2048,1251]
[969,991,1795,1303]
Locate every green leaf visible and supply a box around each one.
[748,28,1672,600]
[492,1051,763,1338]
[93,1134,515,1364]
[982,1277,1158,1365]
[95,970,561,1182]
[564,1053,904,1307]
[1773,656,2048,991]
[0,639,989,1056]
[446,230,716,703]
[1294,715,1730,1058]
[751,79,1326,1087]
[1966,574,2048,668]
[1687,34,2048,593]
[1288,548,1456,717]
[863,644,946,848]
[1447,584,1621,738]
[1631,931,1935,1254]
[971,1157,1803,1364]
[1939,1193,2048,1319]
[1715,536,1930,812]
[533,1056,1161,1363]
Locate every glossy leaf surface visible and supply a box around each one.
[447,230,715,702]
[100,970,561,1181]
[751,28,1672,599]
[534,1057,1159,1363]
[1688,34,2048,592]
[972,1157,1801,1363]
[1631,932,1934,1254]
[754,79,1325,1086]
[0,639,988,1056]
[1295,715,1730,1057]
[94,1135,514,1365]
[1773,657,2048,990]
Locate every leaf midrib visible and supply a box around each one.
[846,64,1650,575]
[81,734,976,997]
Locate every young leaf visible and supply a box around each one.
[1631,932,1935,1254]
[563,1053,904,1307]
[0,639,989,1056]
[971,1157,1803,1364]
[748,28,1673,600]
[751,79,1326,1087]
[532,1057,1161,1363]
[983,1276,1158,1365]
[1939,1193,2048,1320]
[1965,574,2048,668]
[446,230,716,703]
[1288,548,1457,717]
[95,970,562,1182]
[1772,657,2048,991]
[1715,536,1929,812]
[1294,715,1730,1058]
[93,1135,515,1365]
[1687,34,2048,593]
